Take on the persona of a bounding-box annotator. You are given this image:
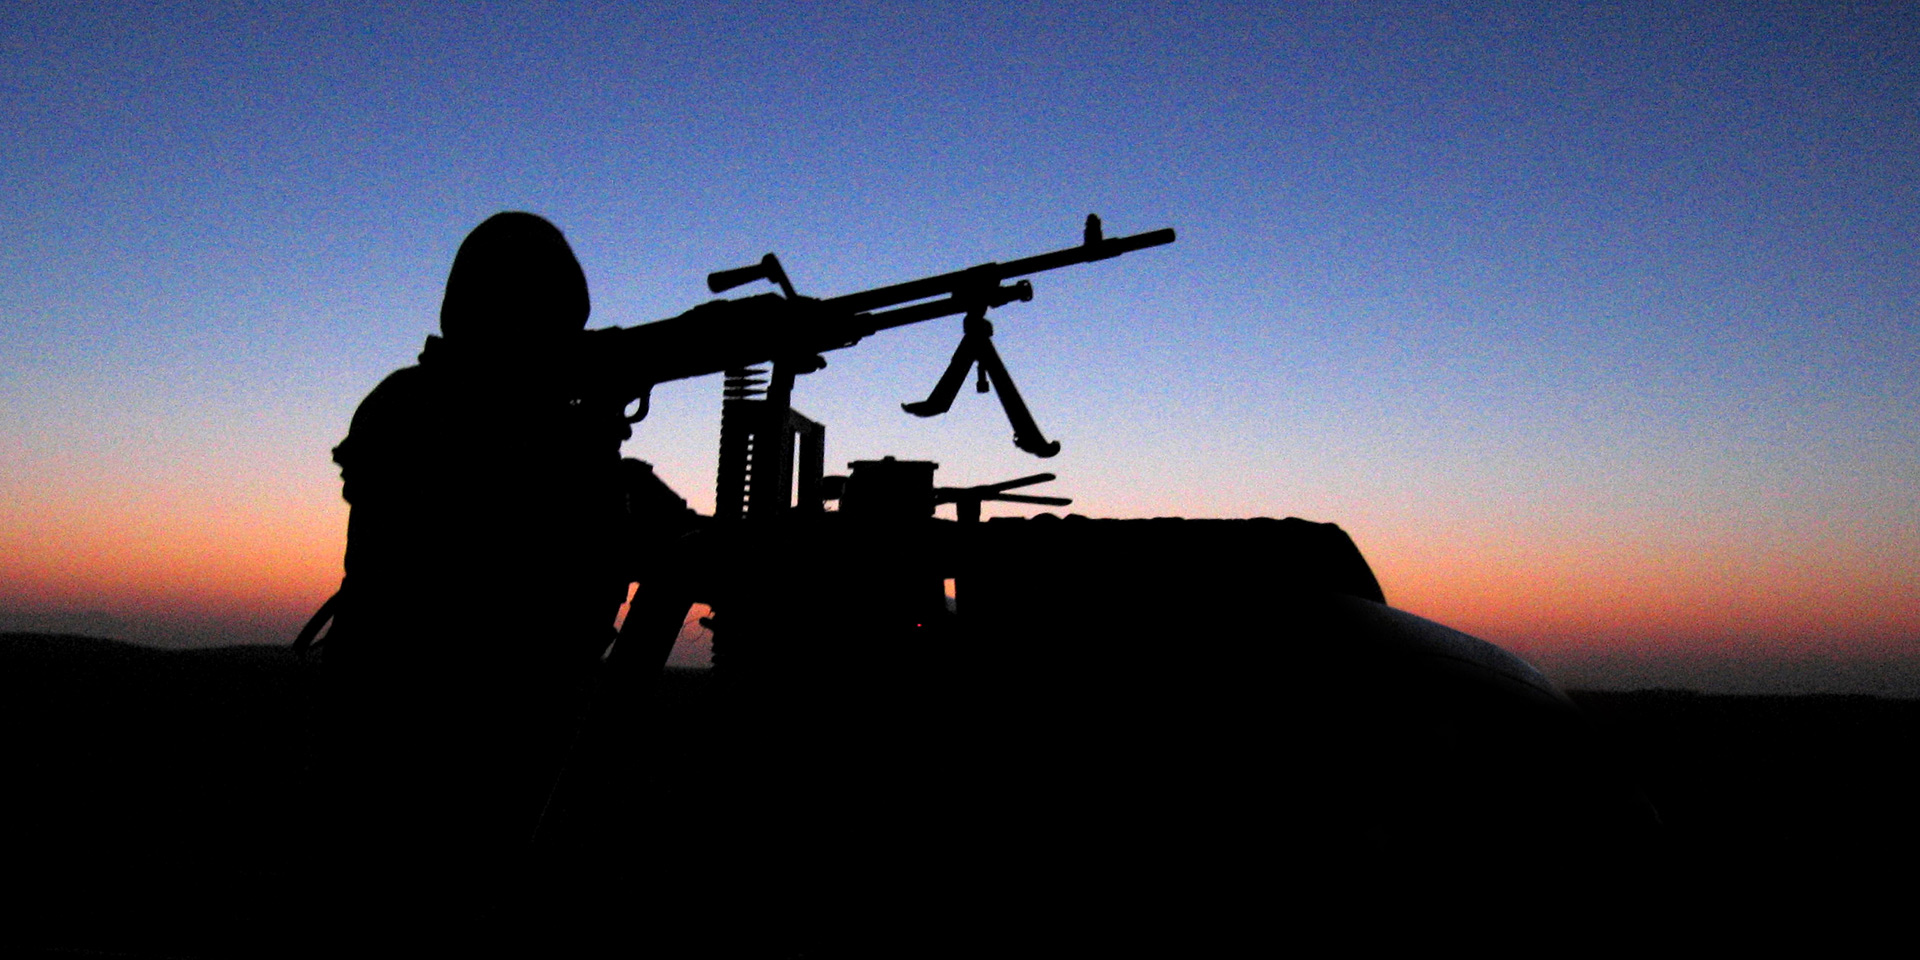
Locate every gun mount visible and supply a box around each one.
[537,217,1657,948]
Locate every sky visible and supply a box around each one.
[3,2,1915,693]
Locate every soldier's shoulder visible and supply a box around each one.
[355,363,437,416]
[343,363,454,452]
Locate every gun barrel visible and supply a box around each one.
[822,227,1176,317]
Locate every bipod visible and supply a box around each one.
[902,300,1062,458]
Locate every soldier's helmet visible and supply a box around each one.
[439,212,591,347]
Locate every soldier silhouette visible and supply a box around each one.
[314,213,632,872]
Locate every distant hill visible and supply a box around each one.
[1570,688,1920,880]
[0,632,718,957]
[1,631,308,853]
[6,632,1919,953]
[0,633,306,957]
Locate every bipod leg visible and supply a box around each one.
[973,335,1062,457]
[901,324,987,417]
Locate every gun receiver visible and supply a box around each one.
[582,216,1176,445]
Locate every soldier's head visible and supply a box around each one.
[439,212,590,348]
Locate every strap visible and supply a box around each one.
[292,586,343,659]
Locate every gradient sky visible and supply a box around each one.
[3,2,1915,692]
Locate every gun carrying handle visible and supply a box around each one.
[707,253,797,300]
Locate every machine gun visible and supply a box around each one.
[532,213,1663,952]
[536,216,1181,846]
[579,215,1175,476]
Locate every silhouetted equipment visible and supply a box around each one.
[902,309,1060,456]
[371,215,1655,948]
[934,471,1070,523]
[576,218,1176,470]
[714,365,825,520]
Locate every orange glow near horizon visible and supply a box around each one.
[1374,525,1920,662]
[6,465,1916,689]
[10,498,1916,660]
[1,479,346,644]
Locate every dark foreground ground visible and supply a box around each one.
[4,632,1918,955]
